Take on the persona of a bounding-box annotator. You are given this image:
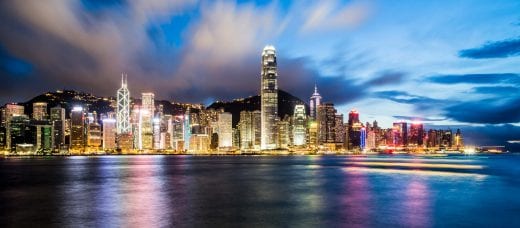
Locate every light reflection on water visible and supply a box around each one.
[1,155,520,227]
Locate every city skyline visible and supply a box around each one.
[0,0,519,149]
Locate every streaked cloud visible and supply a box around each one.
[459,37,520,59]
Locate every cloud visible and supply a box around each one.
[364,71,406,86]
[374,90,444,111]
[392,115,446,122]
[458,37,520,59]
[300,0,372,33]
[445,97,520,124]
[426,73,520,84]
[471,86,520,95]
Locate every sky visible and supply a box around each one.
[0,0,519,149]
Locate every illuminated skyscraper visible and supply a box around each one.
[70,106,86,152]
[360,127,366,150]
[392,121,408,147]
[260,45,278,150]
[102,118,116,150]
[116,74,131,134]
[409,122,424,146]
[309,84,322,120]
[50,106,65,150]
[348,109,362,150]
[218,112,233,148]
[140,93,154,150]
[317,103,337,145]
[32,102,47,120]
[238,110,261,150]
[292,105,307,146]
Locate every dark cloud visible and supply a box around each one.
[374,90,444,111]
[365,71,406,87]
[444,97,520,124]
[392,116,446,122]
[471,86,520,94]
[426,73,520,84]
[458,37,520,59]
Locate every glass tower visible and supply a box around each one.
[116,74,131,134]
[260,45,278,150]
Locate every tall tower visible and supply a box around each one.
[260,45,278,150]
[116,74,131,134]
[309,84,322,120]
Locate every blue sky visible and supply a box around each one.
[0,0,519,148]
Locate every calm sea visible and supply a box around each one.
[1,154,519,227]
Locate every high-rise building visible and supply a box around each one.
[317,103,337,144]
[32,102,48,120]
[102,118,116,150]
[409,122,424,147]
[4,104,24,148]
[183,109,191,151]
[334,114,345,146]
[455,129,464,150]
[70,106,86,152]
[153,118,162,150]
[348,109,362,150]
[140,93,154,150]
[260,45,278,150]
[309,84,322,120]
[392,121,408,147]
[277,119,290,149]
[50,107,65,151]
[87,121,102,151]
[218,112,233,149]
[8,115,30,152]
[360,127,367,150]
[238,110,261,150]
[116,74,131,134]
[292,105,307,146]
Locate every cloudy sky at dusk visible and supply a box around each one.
[1,0,519,148]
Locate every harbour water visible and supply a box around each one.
[1,154,519,227]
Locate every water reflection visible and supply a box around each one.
[404,179,431,227]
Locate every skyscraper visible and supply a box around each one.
[392,121,408,147]
[260,45,278,150]
[140,93,154,150]
[218,112,233,148]
[409,122,424,146]
[309,84,322,120]
[292,105,307,146]
[70,106,86,152]
[348,109,362,150]
[116,74,131,134]
[50,106,65,150]
[317,103,337,144]
[102,118,116,150]
[32,102,48,120]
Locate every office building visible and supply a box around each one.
[32,102,48,120]
[260,45,278,150]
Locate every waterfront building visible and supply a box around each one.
[392,121,408,147]
[317,103,337,145]
[292,105,307,146]
[238,110,261,150]
[348,109,362,150]
[102,118,116,150]
[139,93,154,150]
[116,74,131,134]
[32,102,48,120]
[153,118,162,149]
[360,127,367,150]
[455,129,464,150]
[409,122,424,147]
[50,107,65,151]
[334,114,345,148]
[70,106,86,152]
[309,84,322,120]
[8,115,30,152]
[218,112,233,149]
[260,45,278,150]
[277,119,290,149]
